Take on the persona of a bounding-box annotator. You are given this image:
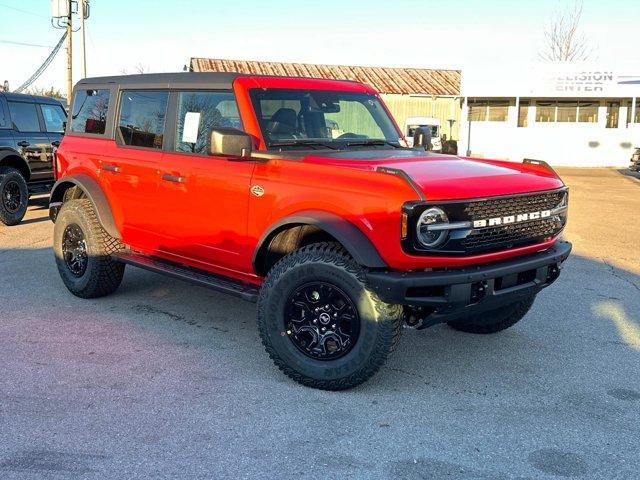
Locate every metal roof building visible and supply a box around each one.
[190,58,462,140]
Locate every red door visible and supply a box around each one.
[153,151,255,276]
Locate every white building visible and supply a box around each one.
[459,64,640,167]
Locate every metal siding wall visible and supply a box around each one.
[381,94,461,141]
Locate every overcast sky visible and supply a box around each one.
[1,0,639,95]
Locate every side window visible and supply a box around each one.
[175,91,240,154]
[0,100,8,128]
[40,104,67,133]
[7,101,40,132]
[70,89,110,134]
[118,90,168,149]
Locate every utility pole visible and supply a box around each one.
[66,0,73,103]
[80,0,87,78]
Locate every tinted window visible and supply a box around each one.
[118,90,168,149]
[175,91,240,154]
[0,101,8,128]
[40,103,67,133]
[8,101,40,132]
[70,89,110,134]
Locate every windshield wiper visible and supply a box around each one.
[344,139,403,149]
[268,140,340,150]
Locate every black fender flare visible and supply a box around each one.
[49,174,121,239]
[0,148,31,180]
[253,210,388,273]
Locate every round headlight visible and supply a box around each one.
[417,207,449,248]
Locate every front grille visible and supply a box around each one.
[460,190,566,253]
[461,218,559,252]
[463,191,564,220]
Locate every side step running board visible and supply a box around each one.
[112,252,260,303]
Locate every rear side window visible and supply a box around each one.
[7,101,40,132]
[70,89,110,134]
[0,101,8,128]
[40,103,67,133]
[118,90,168,149]
[175,91,240,154]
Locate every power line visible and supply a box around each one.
[15,31,68,94]
[0,39,54,48]
[0,2,48,18]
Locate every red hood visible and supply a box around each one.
[302,151,565,200]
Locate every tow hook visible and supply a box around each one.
[403,306,435,330]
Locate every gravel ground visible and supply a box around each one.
[0,168,638,479]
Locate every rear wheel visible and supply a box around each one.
[447,295,536,334]
[53,199,125,298]
[0,167,29,226]
[257,242,403,390]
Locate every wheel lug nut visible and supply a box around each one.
[331,324,336,329]
[313,319,317,323]
[321,327,326,332]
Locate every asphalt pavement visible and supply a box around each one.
[0,168,638,479]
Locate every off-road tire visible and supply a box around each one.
[53,199,125,298]
[257,242,403,390]
[447,294,536,334]
[0,167,29,226]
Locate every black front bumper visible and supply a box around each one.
[366,241,572,321]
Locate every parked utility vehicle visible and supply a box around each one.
[405,116,442,151]
[0,92,66,225]
[50,73,571,390]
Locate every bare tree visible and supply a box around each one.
[119,62,151,75]
[27,86,64,99]
[540,1,595,61]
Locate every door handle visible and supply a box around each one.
[102,164,121,173]
[17,141,30,147]
[161,173,185,183]
[51,140,61,147]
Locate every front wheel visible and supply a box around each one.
[257,243,403,390]
[0,167,29,226]
[447,295,536,334]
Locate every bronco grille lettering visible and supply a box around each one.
[472,209,551,229]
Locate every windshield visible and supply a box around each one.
[250,89,402,150]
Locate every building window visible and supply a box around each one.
[635,98,640,123]
[557,101,577,122]
[606,101,620,128]
[536,101,556,122]
[468,100,487,121]
[468,99,509,122]
[70,89,110,134]
[517,100,529,127]
[578,101,598,123]
[536,100,599,123]
[118,90,168,149]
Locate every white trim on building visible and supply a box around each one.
[459,64,640,167]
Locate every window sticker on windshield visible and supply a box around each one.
[182,112,201,143]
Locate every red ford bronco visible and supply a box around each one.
[49,73,571,390]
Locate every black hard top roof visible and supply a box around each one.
[0,91,65,105]
[76,72,243,90]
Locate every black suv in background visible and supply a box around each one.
[0,92,66,225]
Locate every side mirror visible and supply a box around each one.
[413,127,433,151]
[209,128,252,158]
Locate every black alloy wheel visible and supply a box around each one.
[62,223,88,277]
[2,180,22,213]
[284,281,361,360]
